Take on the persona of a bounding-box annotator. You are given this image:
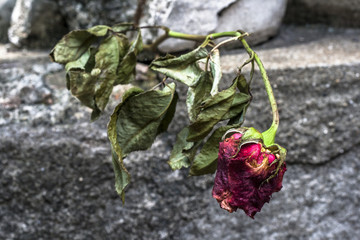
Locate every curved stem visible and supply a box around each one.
[143,27,245,51]
[145,33,168,51]
[240,38,279,146]
[167,30,207,41]
[205,36,243,72]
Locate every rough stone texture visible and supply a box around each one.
[215,0,287,46]
[1,25,360,239]
[142,0,235,52]
[56,0,137,30]
[8,0,68,48]
[144,0,287,52]
[284,0,360,27]
[0,0,16,42]
[5,0,287,50]
[0,54,86,126]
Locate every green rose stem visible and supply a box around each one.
[239,38,279,146]
[143,28,279,145]
[142,28,205,51]
[142,28,246,50]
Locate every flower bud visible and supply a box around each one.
[212,127,286,218]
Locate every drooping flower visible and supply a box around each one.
[212,127,286,218]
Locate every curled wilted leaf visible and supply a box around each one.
[150,47,208,86]
[50,25,143,120]
[108,83,178,201]
[115,30,143,85]
[107,87,143,203]
[93,35,123,112]
[221,92,251,121]
[111,23,135,33]
[189,125,238,176]
[168,127,200,170]
[226,74,252,125]
[114,83,177,155]
[188,73,253,175]
[209,49,222,96]
[50,30,97,64]
[158,91,178,135]
[65,49,97,110]
[50,25,111,64]
[187,78,238,142]
[186,72,213,122]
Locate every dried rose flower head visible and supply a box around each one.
[212,127,286,218]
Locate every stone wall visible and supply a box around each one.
[1,0,287,51]
[1,1,360,240]
[284,0,360,27]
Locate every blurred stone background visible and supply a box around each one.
[1,0,360,239]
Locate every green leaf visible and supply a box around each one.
[226,74,252,125]
[115,30,143,85]
[84,47,97,73]
[50,25,145,121]
[187,78,238,142]
[186,72,213,122]
[62,35,128,121]
[157,91,178,135]
[168,127,200,170]
[111,22,135,33]
[93,35,121,112]
[237,73,251,94]
[87,25,111,36]
[209,49,222,96]
[50,25,112,64]
[221,92,251,120]
[115,83,177,155]
[50,30,97,64]
[107,87,143,203]
[67,71,97,110]
[150,47,208,86]
[65,49,98,111]
[110,148,129,203]
[91,108,102,121]
[189,124,238,176]
[50,25,137,120]
[65,48,91,71]
[107,83,177,201]
[115,34,130,60]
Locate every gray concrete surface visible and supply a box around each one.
[284,0,360,27]
[1,25,360,239]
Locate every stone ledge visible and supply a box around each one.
[284,0,360,28]
[221,25,360,72]
[0,44,48,62]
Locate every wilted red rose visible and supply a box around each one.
[212,129,286,218]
